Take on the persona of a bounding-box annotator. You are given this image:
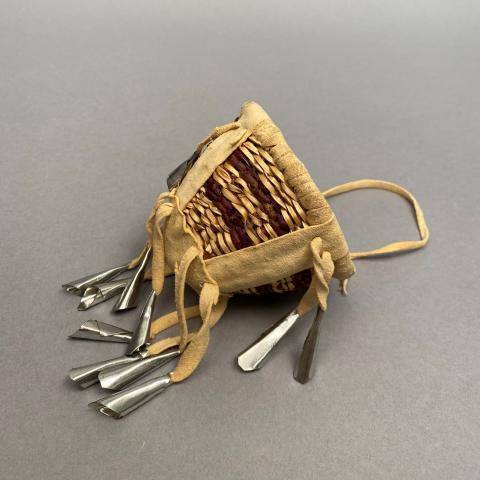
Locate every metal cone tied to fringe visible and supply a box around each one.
[62,263,130,296]
[98,349,180,391]
[112,246,152,312]
[69,320,133,343]
[77,279,130,311]
[62,101,430,418]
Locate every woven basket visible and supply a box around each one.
[183,137,313,294]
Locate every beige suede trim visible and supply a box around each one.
[205,215,348,293]
[163,203,208,293]
[238,101,356,280]
[176,126,251,210]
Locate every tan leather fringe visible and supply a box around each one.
[150,305,201,339]
[175,246,201,351]
[170,284,222,383]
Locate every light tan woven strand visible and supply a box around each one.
[185,189,232,258]
[242,141,309,230]
[323,179,429,259]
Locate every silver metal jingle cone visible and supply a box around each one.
[62,263,130,296]
[294,307,323,384]
[77,278,130,311]
[68,351,147,388]
[69,320,133,343]
[237,309,301,372]
[99,348,180,390]
[125,289,157,356]
[112,246,152,312]
[89,374,172,419]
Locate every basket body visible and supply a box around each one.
[163,101,355,295]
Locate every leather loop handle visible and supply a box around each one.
[324,179,429,259]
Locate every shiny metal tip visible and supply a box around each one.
[98,348,180,390]
[112,247,151,313]
[64,285,82,295]
[166,149,201,190]
[237,309,301,372]
[68,352,145,388]
[294,307,323,384]
[68,320,133,343]
[77,278,130,311]
[62,263,130,296]
[89,403,123,419]
[89,374,172,419]
[125,289,157,356]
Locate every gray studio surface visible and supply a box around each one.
[1,1,479,479]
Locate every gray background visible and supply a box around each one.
[1,1,479,479]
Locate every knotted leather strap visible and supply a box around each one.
[128,191,175,290]
[175,246,201,351]
[146,241,224,383]
[148,192,176,294]
[170,282,220,383]
[297,237,335,315]
[150,305,201,338]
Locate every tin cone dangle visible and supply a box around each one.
[68,351,147,388]
[89,374,173,419]
[125,289,157,356]
[62,263,130,296]
[77,278,130,311]
[294,307,323,384]
[99,348,180,390]
[237,309,301,372]
[69,320,133,343]
[112,246,151,312]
